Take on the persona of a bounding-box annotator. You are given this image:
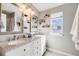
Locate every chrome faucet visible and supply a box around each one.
[12,35,16,40]
[7,35,17,41]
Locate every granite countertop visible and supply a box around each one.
[0,37,41,55]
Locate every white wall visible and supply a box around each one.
[40,3,79,55]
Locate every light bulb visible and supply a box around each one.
[31,11,35,15]
[17,3,27,11]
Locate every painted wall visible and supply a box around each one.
[39,3,79,55]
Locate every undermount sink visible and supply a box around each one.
[8,39,26,45]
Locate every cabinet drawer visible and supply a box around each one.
[34,45,41,49]
[33,40,41,46]
[33,50,41,56]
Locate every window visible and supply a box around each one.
[50,12,63,35]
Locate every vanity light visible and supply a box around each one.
[44,14,50,18]
[24,8,35,17]
[31,11,35,15]
[15,3,35,17]
[25,8,32,15]
[16,3,28,13]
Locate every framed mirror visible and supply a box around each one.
[0,3,23,34]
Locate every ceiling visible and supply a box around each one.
[32,3,65,12]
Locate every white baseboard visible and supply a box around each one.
[47,48,74,56]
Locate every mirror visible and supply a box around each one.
[0,3,23,34]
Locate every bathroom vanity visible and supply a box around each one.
[5,38,41,56]
[0,35,46,56]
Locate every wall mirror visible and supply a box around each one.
[0,3,23,34]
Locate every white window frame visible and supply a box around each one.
[50,12,64,36]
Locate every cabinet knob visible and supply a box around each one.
[37,51,38,54]
[24,49,26,51]
[37,47,38,49]
[37,42,38,44]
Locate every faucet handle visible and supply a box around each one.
[12,35,16,40]
[7,37,11,41]
[13,35,16,38]
[23,35,26,38]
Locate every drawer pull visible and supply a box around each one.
[37,47,38,49]
[24,49,26,51]
[37,42,38,44]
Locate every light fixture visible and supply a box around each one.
[16,3,27,12]
[23,9,31,17]
[24,8,35,17]
[31,11,35,15]
[15,3,35,17]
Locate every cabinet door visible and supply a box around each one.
[5,46,24,56]
[23,42,33,56]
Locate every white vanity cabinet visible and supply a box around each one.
[34,35,46,55]
[40,35,46,55]
[4,38,42,56]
